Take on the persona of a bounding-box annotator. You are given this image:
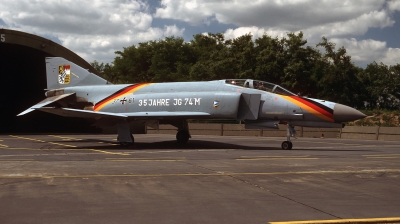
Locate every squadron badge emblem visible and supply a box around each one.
[58,65,71,84]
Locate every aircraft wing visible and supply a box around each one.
[35,107,128,119]
[17,93,75,116]
[34,107,210,119]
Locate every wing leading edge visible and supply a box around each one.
[34,107,211,119]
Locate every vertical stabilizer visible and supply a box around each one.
[45,57,111,90]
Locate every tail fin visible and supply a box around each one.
[45,57,111,90]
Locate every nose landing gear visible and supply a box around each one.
[281,141,293,150]
[281,124,296,150]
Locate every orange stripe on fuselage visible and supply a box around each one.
[279,95,334,122]
[94,83,152,111]
[290,96,334,120]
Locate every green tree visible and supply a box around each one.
[230,33,255,79]
[281,32,320,96]
[189,33,235,81]
[361,62,400,109]
[149,36,196,82]
[253,32,320,96]
[315,37,364,107]
[90,60,116,83]
[113,41,156,83]
[254,34,285,83]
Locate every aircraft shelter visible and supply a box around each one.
[0,29,100,133]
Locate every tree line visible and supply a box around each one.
[91,32,400,110]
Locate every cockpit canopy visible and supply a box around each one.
[225,79,296,96]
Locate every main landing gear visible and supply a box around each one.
[175,120,191,144]
[281,124,296,150]
[120,135,134,146]
[117,122,134,146]
[176,129,190,143]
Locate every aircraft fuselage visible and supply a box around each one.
[60,80,359,128]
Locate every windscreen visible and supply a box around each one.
[225,79,296,96]
[273,85,296,96]
[225,79,246,87]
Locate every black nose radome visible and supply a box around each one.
[333,104,367,122]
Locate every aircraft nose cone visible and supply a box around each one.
[333,104,366,122]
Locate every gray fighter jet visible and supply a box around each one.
[18,57,366,149]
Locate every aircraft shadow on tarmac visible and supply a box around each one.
[52,138,372,152]
[59,139,279,150]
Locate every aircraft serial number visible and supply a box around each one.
[138,98,201,106]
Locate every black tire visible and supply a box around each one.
[120,142,133,147]
[176,130,190,143]
[281,141,293,150]
[118,135,134,147]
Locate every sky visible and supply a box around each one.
[1,0,400,68]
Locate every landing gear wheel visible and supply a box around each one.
[281,141,293,150]
[120,142,133,147]
[120,135,134,147]
[176,130,190,144]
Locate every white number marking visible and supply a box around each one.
[138,98,201,107]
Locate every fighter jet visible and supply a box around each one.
[18,57,366,149]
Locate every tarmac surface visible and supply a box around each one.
[0,134,399,224]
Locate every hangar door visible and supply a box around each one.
[0,29,100,133]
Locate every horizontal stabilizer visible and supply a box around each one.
[17,93,75,116]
